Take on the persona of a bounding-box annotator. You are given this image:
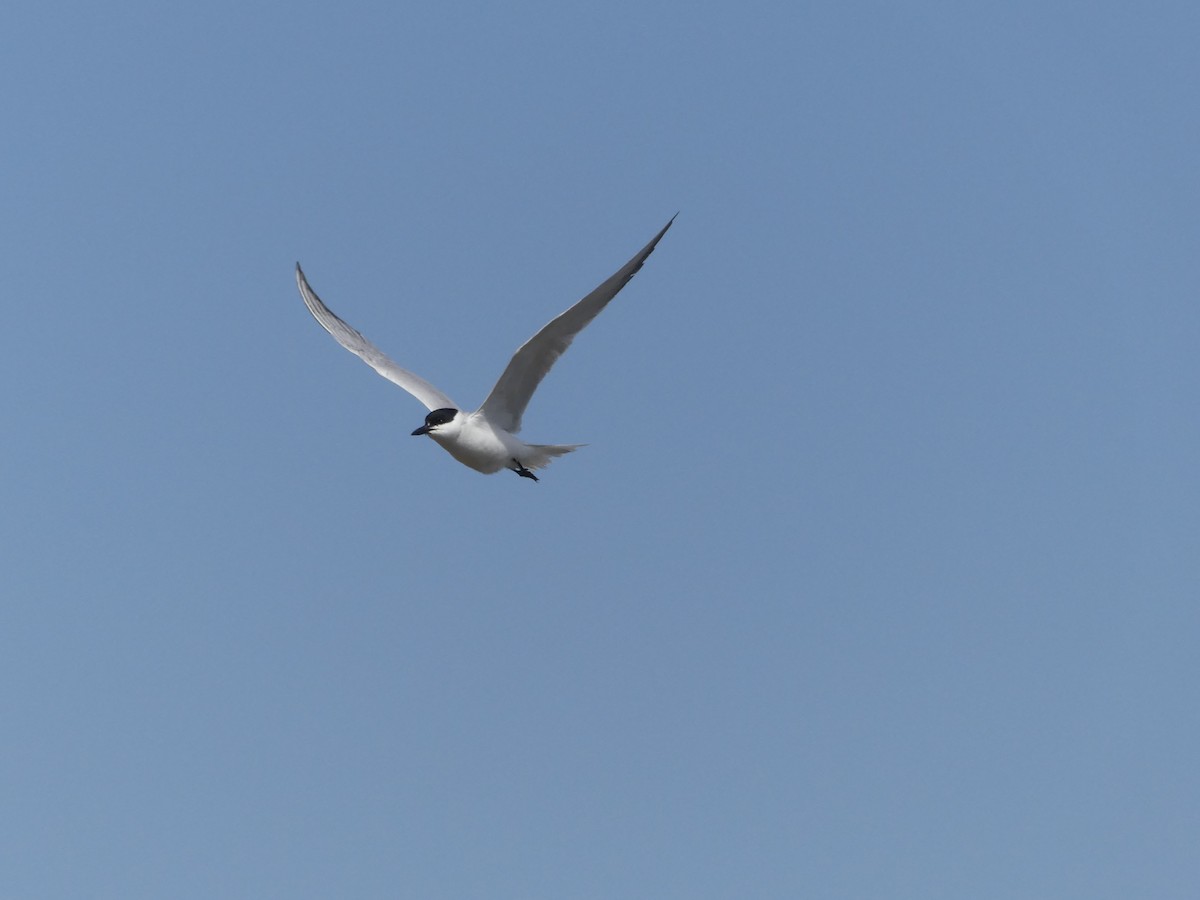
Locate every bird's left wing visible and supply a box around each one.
[296,264,458,412]
[477,215,675,434]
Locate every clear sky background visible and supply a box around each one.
[3,2,1198,897]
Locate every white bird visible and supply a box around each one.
[296,216,674,482]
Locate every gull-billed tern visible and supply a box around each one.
[296,216,674,482]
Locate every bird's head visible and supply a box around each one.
[411,407,460,437]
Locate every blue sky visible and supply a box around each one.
[3,1,1198,897]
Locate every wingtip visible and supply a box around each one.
[649,213,677,247]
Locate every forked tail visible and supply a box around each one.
[523,443,586,471]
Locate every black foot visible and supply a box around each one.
[512,459,539,482]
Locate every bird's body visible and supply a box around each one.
[297,216,674,481]
[422,409,580,475]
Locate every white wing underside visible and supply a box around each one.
[295,264,457,412]
[297,215,674,428]
[477,215,676,433]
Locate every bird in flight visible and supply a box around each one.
[296,216,675,482]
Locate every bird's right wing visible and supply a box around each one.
[296,264,457,412]
[477,215,675,434]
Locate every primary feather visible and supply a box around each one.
[295,264,458,412]
[477,214,676,433]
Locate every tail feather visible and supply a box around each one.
[523,443,586,470]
